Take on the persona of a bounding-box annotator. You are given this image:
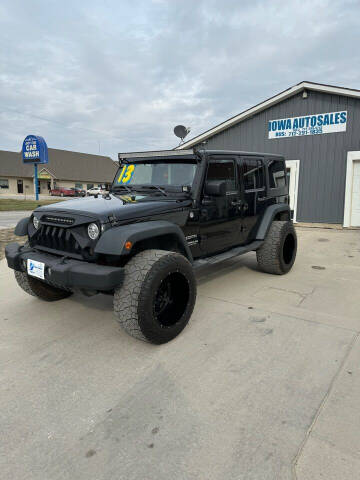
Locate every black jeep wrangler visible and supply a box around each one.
[5,149,297,344]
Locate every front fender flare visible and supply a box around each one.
[94,220,193,262]
[14,217,30,236]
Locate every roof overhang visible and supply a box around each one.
[176,81,360,149]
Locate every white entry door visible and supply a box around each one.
[350,161,360,226]
[286,160,299,223]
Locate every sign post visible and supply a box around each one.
[21,135,48,201]
[34,163,39,200]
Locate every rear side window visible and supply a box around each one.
[268,159,286,188]
[243,158,265,191]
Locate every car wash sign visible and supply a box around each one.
[268,110,347,139]
[22,135,48,164]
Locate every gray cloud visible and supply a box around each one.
[0,0,359,159]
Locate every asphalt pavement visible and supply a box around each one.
[1,227,360,479]
[0,194,57,200]
[0,210,30,229]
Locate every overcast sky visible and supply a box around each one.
[1,0,359,159]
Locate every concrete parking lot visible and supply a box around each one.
[1,227,359,479]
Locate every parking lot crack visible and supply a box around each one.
[198,293,359,333]
[292,331,360,480]
[297,287,316,306]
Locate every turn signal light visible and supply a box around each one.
[125,241,132,250]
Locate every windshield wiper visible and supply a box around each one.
[112,184,169,197]
[110,184,139,203]
[135,185,168,196]
[111,184,134,194]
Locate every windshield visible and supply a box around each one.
[113,162,197,189]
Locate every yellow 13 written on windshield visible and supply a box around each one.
[117,165,135,184]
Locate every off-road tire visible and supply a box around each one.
[256,221,297,275]
[14,271,73,301]
[114,249,196,344]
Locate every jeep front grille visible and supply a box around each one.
[35,225,82,256]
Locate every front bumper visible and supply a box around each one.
[5,243,124,291]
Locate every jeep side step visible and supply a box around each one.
[193,240,263,269]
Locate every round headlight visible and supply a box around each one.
[88,223,99,240]
[33,216,40,229]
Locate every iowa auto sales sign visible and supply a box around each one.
[268,110,347,139]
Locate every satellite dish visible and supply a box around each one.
[174,125,190,141]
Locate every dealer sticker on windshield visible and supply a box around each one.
[27,259,45,280]
[117,164,135,184]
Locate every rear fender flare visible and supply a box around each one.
[255,204,291,240]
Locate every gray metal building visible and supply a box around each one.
[178,81,360,227]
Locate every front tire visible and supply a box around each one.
[114,250,196,344]
[14,271,72,301]
[256,221,297,274]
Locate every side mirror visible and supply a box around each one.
[204,180,227,197]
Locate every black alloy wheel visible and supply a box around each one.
[113,250,196,344]
[153,271,190,327]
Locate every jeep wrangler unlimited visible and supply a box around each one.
[5,149,297,344]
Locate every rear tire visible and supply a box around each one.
[14,271,72,301]
[114,250,196,344]
[256,221,297,275]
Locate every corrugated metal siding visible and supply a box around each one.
[196,91,360,223]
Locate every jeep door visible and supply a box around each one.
[239,156,267,242]
[199,156,242,254]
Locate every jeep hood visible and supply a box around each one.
[35,194,190,223]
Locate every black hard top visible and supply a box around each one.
[201,149,285,159]
[118,149,284,163]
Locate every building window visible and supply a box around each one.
[87,183,94,189]
[268,160,286,188]
[75,183,83,189]
[0,179,9,189]
[243,159,265,191]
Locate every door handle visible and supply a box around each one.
[232,200,248,210]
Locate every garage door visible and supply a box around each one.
[351,161,360,226]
